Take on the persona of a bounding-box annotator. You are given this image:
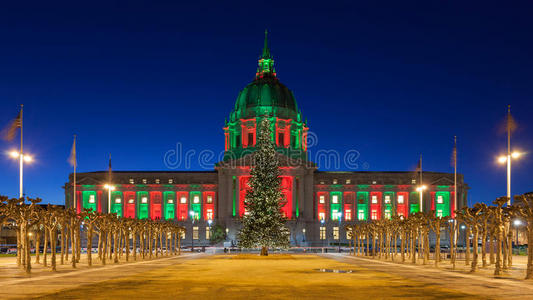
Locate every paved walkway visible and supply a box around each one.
[326,253,533,299]
[0,253,203,299]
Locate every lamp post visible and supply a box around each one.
[320,218,325,252]
[337,211,343,253]
[104,184,115,213]
[9,150,32,199]
[498,152,521,205]
[190,210,195,252]
[513,219,522,246]
[416,185,427,212]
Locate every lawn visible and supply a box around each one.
[37,254,479,299]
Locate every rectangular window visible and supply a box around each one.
[206,209,213,220]
[205,227,211,240]
[437,209,443,217]
[345,209,352,221]
[193,195,200,204]
[129,178,134,184]
[168,179,173,184]
[437,195,444,204]
[318,212,325,221]
[115,198,121,204]
[141,197,148,204]
[181,231,186,239]
[398,195,404,204]
[193,226,199,240]
[319,195,325,204]
[278,132,284,146]
[248,132,254,146]
[358,210,365,220]
[346,230,352,240]
[412,179,417,184]
[371,210,378,220]
[155,179,160,184]
[384,195,391,203]
[333,227,339,240]
[320,227,326,240]
[371,195,378,204]
[128,199,134,204]
[346,179,351,184]
[180,197,187,204]
[332,179,338,184]
[142,179,147,184]
[332,195,339,204]
[89,195,95,203]
[332,209,339,220]
[167,199,174,204]
[385,209,391,219]
[207,195,213,204]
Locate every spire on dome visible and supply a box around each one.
[256,30,276,79]
[262,29,271,59]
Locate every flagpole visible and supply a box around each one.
[506,105,511,205]
[454,136,457,216]
[73,134,77,212]
[419,154,423,212]
[19,104,23,199]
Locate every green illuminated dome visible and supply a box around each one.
[229,30,301,122]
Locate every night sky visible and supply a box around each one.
[1,1,531,206]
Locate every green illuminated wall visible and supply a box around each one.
[137,191,149,219]
[357,191,369,220]
[410,192,420,213]
[384,191,394,218]
[190,191,201,220]
[111,191,123,217]
[163,191,176,220]
[330,191,342,220]
[435,191,450,217]
[82,191,97,212]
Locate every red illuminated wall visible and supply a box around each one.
[97,190,102,213]
[124,191,136,218]
[239,176,250,217]
[397,191,408,217]
[76,191,82,213]
[150,191,162,220]
[203,191,215,220]
[280,176,293,219]
[430,191,436,211]
[451,191,456,218]
[370,191,382,220]
[317,192,328,220]
[343,191,355,221]
[177,192,188,221]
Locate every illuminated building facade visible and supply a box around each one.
[64,33,468,247]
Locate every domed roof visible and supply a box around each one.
[229,31,300,122]
[232,75,299,120]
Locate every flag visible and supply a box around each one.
[2,111,21,141]
[108,154,112,171]
[68,136,76,167]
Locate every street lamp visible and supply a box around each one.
[513,219,522,246]
[104,184,115,213]
[337,211,343,253]
[498,152,522,205]
[320,218,325,252]
[416,185,427,212]
[8,150,33,198]
[190,210,196,252]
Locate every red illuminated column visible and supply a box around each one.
[451,191,456,218]
[430,191,436,211]
[76,191,82,213]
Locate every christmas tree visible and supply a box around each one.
[238,118,290,256]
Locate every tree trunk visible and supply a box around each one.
[16,226,21,267]
[113,231,119,264]
[132,232,137,261]
[178,233,181,256]
[102,230,107,265]
[43,227,48,267]
[87,226,93,267]
[465,226,471,266]
[60,225,65,265]
[495,225,503,276]
[435,231,441,267]
[481,227,487,267]
[470,226,478,273]
[260,246,268,256]
[70,219,76,268]
[526,221,533,280]
[50,227,57,272]
[489,234,495,265]
[35,230,41,264]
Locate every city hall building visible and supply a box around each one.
[64,34,468,247]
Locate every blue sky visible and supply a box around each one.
[0,1,532,205]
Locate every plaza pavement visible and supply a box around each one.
[1,253,533,299]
